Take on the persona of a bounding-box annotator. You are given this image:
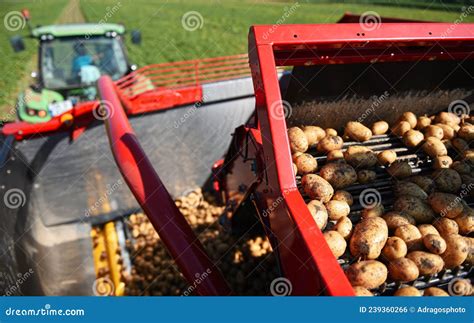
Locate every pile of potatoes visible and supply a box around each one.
[123,189,278,296]
[289,110,473,296]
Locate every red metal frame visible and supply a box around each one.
[220,23,474,295]
[97,75,231,296]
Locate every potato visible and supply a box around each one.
[433,156,452,169]
[463,149,474,164]
[345,260,388,289]
[427,192,463,218]
[392,121,412,136]
[326,200,351,221]
[377,150,397,166]
[344,146,377,168]
[319,162,357,189]
[357,170,377,184]
[333,216,353,239]
[317,135,343,153]
[436,111,460,126]
[307,200,328,230]
[461,174,474,197]
[371,121,389,135]
[435,123,455,140]
[293,153,317,175]
[433,218,459,237]
[323,231,347,258]
[450,278,472,296]
[423,137,447,157]
[441,234,469,268]
[394,286,421,296]
[302,126,326,147]
[466,237,474,266]
[327,149,344,161]
[361,204,385,219]
[454,211,474,235]
[388,258,419,282]
[458,123,474,141]
[423,234,447,255]
[452,138,468,154]
[381,236,407,260]
[353,286,373,296]
[332,190,353,206]
[302,174,334,202]
[408,176,436,194]
[406,251,444,275]
[345,121,373,142]
[416,115,431,130]
[325,128,338,137]
[382,211,416,231]
[423,287,449,296]
[432,169,462,193]
[403,129,424,147]
[350,217,388,259]
[394,182,428,200]
[292,163,298,176]
[417,224,439,237]
[451,161,471,175]
[387,161,412,178]
[399,112,417,128]
[424,125,444,140]
[393,196,436,224]
[288,127,308,153]
[394,224,423,250]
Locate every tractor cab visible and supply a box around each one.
[10,12,141,123]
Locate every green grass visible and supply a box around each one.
[80,0,474,67]
[0,0,68,120]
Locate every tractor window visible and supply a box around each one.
[40,36,128,90]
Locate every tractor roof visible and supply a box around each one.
[32,23,125,38]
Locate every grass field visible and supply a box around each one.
[0,0,68,119]
[1,0,473,120]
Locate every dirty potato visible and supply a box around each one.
[317,135,344,153]
[458,123,474,141]
[394,224,423,251]
[353,286,373,296]
[423,137,447,157]
[435,123,455,140]
[451,161,471,175]
[417,224,439,237]
[345,260,388,289]
[302,174,334,202]
[399,112,417,128]
[326,200,351,221]
[436,111,460,126]
[452,138,469,154]
[392,121,412,136]
[333,216,353,239]
[345,121,373,142]
[403,129,424,147]
[381,236,407,260]
[388,258,419,282]
[433,156,452,169]
[382,211,416,231]
[432,169,462,193]
[357,170,377,184]
[332,190,353,206]
[387,161,412,178]
[416,115,431,130]
[454,207,474,235]
[323,231,347,258]
[361,204,385,219]
[344,146,378,168]
[393,195,436,224]
[327,149,344,161]
[406,251,444,275]
[424,125,444,140]
[423,287,449,296]
[307,200,328,230]
[350,217,388,259]
[394,181,428,200]
[293,153,318,175]
[377,150,397,166]
[394,286,421,296]
[319,162,357,189]
[288,127,308,153]
[427,192,463,218]
[326,128,338,137]
[433,218,459,237]
[423,234,447,255]
[441,234,469,268]
[302,125,326,147]
[408,176,436,194]
[371,121,389,135]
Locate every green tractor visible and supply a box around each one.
[10,9,141,123]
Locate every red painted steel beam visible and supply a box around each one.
[97,75,231,296]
